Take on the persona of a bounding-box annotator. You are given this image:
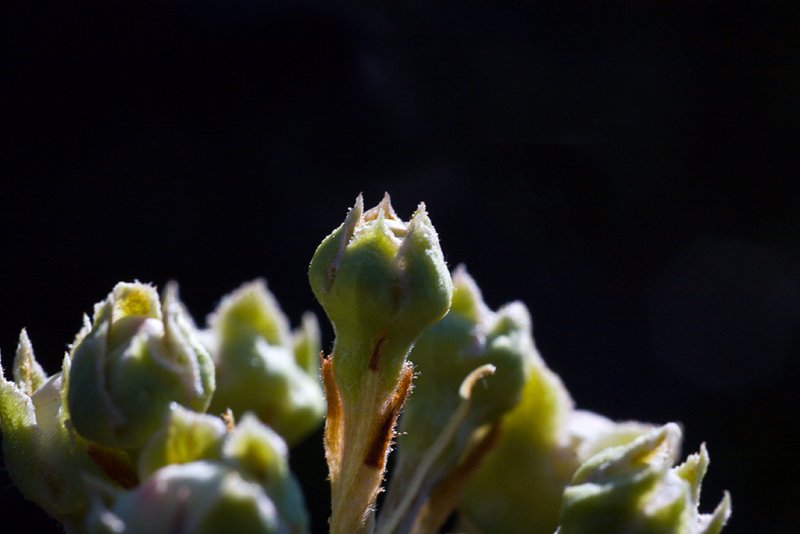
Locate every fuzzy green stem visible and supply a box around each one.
[323,342,414,534]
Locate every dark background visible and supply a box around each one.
[3,2,798,532]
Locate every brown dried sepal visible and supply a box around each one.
[364,362,414,470]
[322,352,343,481]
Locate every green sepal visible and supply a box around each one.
[12,329,47,396]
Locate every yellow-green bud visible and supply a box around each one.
[205,280,324,446]
[308,193,453,398]
[558,423,732,534]
[68,282,215,449]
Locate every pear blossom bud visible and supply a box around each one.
[68,282,215,449]
[88,408,309,534]
[221,413,309,532]
[308,194,453,533]
[86,461,285,534]
[308,193,453,398]
[204,280,324,446]
[140,404,309,532]
[558,423,731,534]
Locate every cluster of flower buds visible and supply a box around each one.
[1,193,731,534]
[308,194,730,534]
[1,281,319,533]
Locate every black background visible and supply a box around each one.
[3,2,799,532]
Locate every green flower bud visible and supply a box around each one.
[309,193,452,399]
[0,331,129,528]
[380,267,536,532]
[221,413,309,532]
[559,423,732,534]
[90,407,309,534]
[86,461,286,534]
[68,282,215,449]
[413,266,535,428]
[309,194,453,533]
[205,280,324,445]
